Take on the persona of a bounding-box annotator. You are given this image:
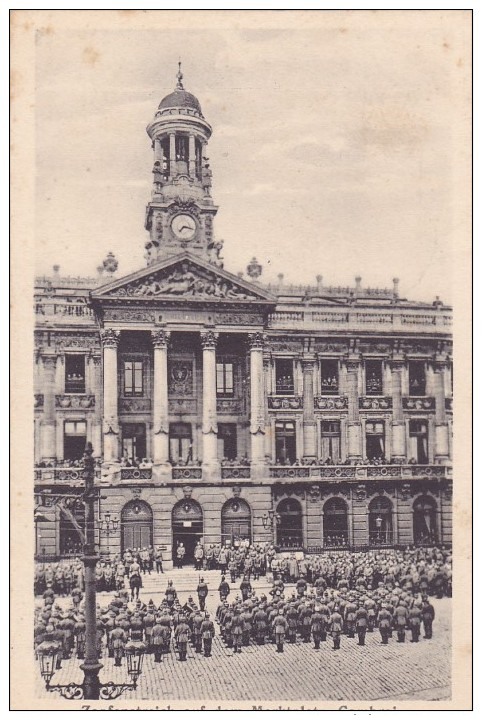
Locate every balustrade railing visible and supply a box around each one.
[268,395,303,410]
[172,466,202,480]
[221,466,251,480]
[120,467,152,480]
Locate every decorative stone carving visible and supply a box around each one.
[169,361,194,395]
[269,466,310,479]
[309,485,321,502]
[200,331,218,350]
[215,312,262,325]
[119,398,151,413]
[411,465,446,477]
[445,398,453,412]
[105,310,156,322]
[248,332,265,350]
[268,396,303,410]
[232,486,242,497]
[130,487,142,500]
[314,396,348,410]
[402,397,435,410]
[267,339,304,352]
[151,329,170,348]
[217,399,243,414]
[366,466,402,478]
[359,396,392,410]
[109,262,257,301]
[34,394,44,408]
[100,328,120,349]
[172,468,202,481]
[311,465,356,479]
[55,394,96,409]
[442,480,453,499]
[120,468,152,480]
[355,483,367,501]
[182,485,193,498]
[221,466,251,480]
[401,483,412,500]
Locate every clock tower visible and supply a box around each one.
[144,64,222,266]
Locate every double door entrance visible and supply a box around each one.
[172,499,203,564]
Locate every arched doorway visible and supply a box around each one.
[276,498,303,549]
[368,496,393,546]
[59,505,84,556]
[413,496,437,545]
[323,498,349,548]
[221,499,251,546]
[121,500,153,552]
[172,500,203,564]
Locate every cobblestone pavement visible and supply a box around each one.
[35,568,451,703]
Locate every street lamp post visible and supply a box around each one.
[79,442,103,700]
[37,443,145,700]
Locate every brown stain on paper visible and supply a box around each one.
[83,46,101,66]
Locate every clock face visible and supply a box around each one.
[171,214,197,241]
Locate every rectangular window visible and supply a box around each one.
[365,360,383,395]
[275,359,294,395]
[365,421,385,461]
[63,420,86,461]
[169,423,193,465]
[320,421,341,463]
[319,359,339,394]
[65,354,86,394]
[217,424,237,461]
[175,135,189,162]
[409,420,429,464]
[216,362,234,397]
[409,361,426,396]
[121,423,147,462]
[275,420,297,464]
[124,360,143,396]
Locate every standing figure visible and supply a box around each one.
[231,608,244,654]
[197,578,208,610]
[273,608,288,653]
[393,602,409,643]
[329,607,343,650]
[176,542,186,569]
[409,603,422,643]
[421,596,435,639]
[355,604,368,646]
[311,606,324,650]
[378,603,392,645]
[174,615,190,661]
[201,613,215,657]
[110,620,127,667]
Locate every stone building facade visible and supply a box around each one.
[34,69,453,564]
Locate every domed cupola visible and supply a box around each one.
[144,63,220,267]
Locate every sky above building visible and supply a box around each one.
[34,12,469,303]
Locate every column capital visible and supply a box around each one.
[262,351,271,370]
[432,354,448,372]
[100,328,120,349]
[40,352,57,368]
[151,329,171,349]
[344,357,361,372]
[302,354,316,371]
[248,332,265,351]
[200,330,218,350]
[389,355,406,371]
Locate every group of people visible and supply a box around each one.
[35,457,103,469]
[35,553,442,675]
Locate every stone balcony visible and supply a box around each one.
[34,467,101,482]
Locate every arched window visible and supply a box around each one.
[368,496,393,545]
[121,500,153,552]
[172,500,203,564]
[413,496,437,545]
[323,498,349,548]
[276,498,303,549]
[221,499,251,546]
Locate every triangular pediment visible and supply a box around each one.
[91,251,276,304]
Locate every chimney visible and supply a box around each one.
[393,277,400,299]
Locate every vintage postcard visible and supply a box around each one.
[10,9,472,710]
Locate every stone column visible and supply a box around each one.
[188,134,196,177]
[154,138,163,164]
[169,132,176,175]
[263,352,272,463]
[90,354,102,459]
[101,329,120,463]
[40,353,57,460]
[151,330,170,474]
[201,330,219,478]
[390,357,406,463]
[346,358,362,462]
[433,356,450,463]
[249,333,266,477]
[302,355,317,460]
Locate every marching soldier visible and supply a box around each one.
[159,609,172,654]
[231,608,244,654]
[421,595,435,639]
[311,606,324,650]
[218,575,230,601]
[355,603,368,646]
[329,606,343,650]
[174,615,190,661]
[241,605,253,647]
[201,613,215,657]
[377,603,392,645]
[165,580,177,610]
[408,602,422,643]
[273,608,288,653]
[240,574,252,601]
[286,601,298,644]
[110,619,127,667]
[393,601,409,643]
[197,577,208,610]
[300,599,313,643]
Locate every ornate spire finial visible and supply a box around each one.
[176,60,184,90]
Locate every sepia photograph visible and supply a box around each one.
[10,9,472,710]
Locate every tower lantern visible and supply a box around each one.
[144,63,220,266]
